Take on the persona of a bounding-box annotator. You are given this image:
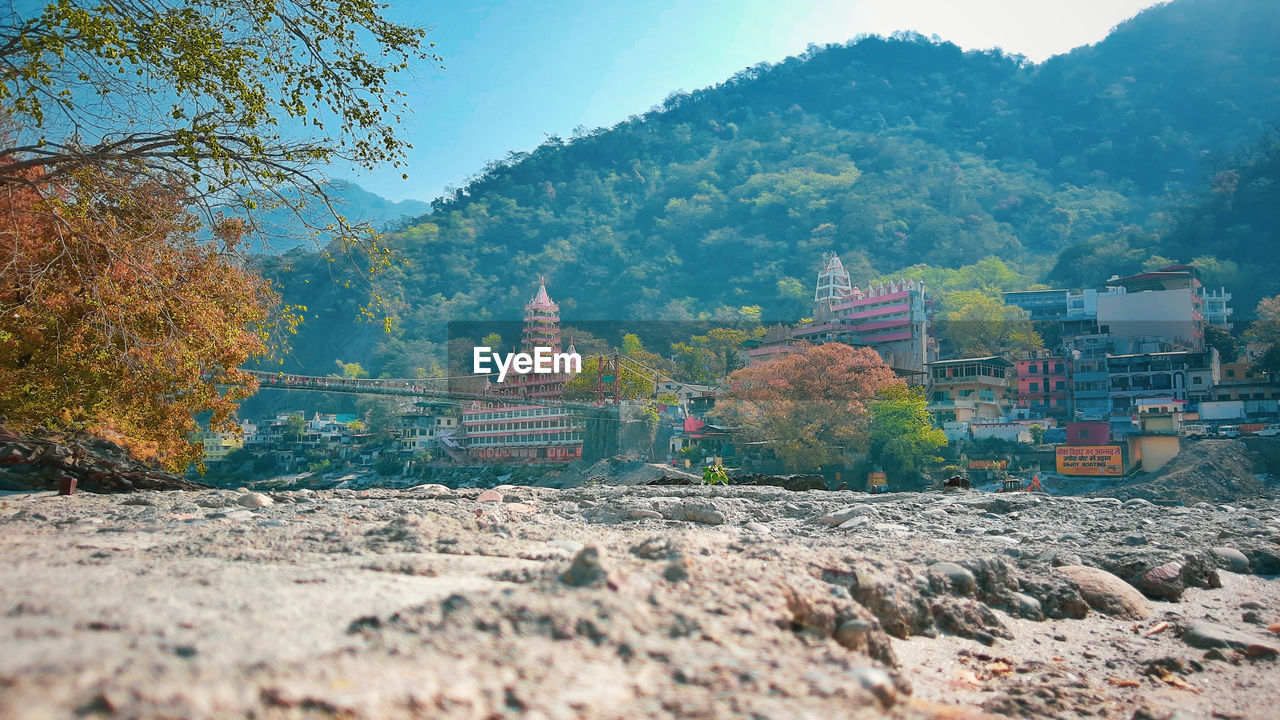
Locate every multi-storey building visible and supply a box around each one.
[399,411,460,457]
[1003,289,1069,323]
[1199,287,1234,329]
[462,279,585,463]
[1106,349,1219,431]
[742,254,931,377]
[1012,351,1069,419]
[925,356,1013,424]
[1212,361,1280,417]
[462,404,584,462]
[1097,266,1205,353]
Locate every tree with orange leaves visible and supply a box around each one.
[710,343,903,471]
[0,166,294,470]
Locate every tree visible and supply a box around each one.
[565,355,653,401]
[0,0,434,469]
[1204,324,1238,363]
[0,167,285,470]
[867,385,947,488]
[284,414,307,442]
[1249,296,1280,346]
[711,343,900,471]
[0,0,437,245]
[1256,343,1280,375]
[374,455,403,476]
[334,360,370,379]
[940,291,1042,357]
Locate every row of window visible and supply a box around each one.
[1021,363,1065,375]
[931,365,1007,379]
[467,407,569,422]
[471,420,579,433]
[469,433,583,446]
[1023,381,1067,392]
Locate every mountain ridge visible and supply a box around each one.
[257,0,1280,388]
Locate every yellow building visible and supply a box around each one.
[196,430,244,463]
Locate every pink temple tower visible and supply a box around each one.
[520,276,561,352]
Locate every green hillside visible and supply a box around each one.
[257,0,1280,388]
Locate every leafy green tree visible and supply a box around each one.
[334,360,370,379]
[868,385,947,489]
[374,455,403,476]
[940,291,1042,357]
[1204,325,1238,363]
[285,414,307,442]
[252,453,279,474]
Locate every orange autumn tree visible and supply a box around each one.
[0,166,288,470]
[710,343,902,471]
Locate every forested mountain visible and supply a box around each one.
[259,0,1280,386]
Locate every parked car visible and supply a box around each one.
[1183,423,1210,439]
[1218,425,1241,438]
[1254,424,1280,437]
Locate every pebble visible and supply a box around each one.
[851,667,897,708]
[743,521,771,534]
[476,489,503,503]
[1183,619,1279,658]
[816,506,875,525]
[1123,534,1149,546]
[929,562,976,595]
[236,493,273,508]
[560,546,609,587]
[627,508,663,520]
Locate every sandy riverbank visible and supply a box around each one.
[1,485,1277,719]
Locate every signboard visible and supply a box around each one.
[1240,423,1265,435]
[867,471,887,487]
[968,459,1008,470]
[1056,445,1124,476]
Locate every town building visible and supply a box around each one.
[1211,361,1280,418]
[1200,287,1234,329]
[398,410,460,458]
[462,404,584,463]
[1003,289,1069,323]
[746,254,931,377]
[1097,266,1205,353]
[1106,349,1219,433]
[925,356,1013,427]
[1012,350,1069,419]
[461,279,586,463]
[195,429,243,463]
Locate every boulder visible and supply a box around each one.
[1211,547,1250,572]
[1056,565,1152,620]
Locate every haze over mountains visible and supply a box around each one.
[262,0,1280,382]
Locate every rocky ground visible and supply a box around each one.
[1,483,1278,719]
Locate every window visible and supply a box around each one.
[1029,382,1039,392]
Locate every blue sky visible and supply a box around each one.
[346,1,1164,203]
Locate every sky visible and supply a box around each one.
[346,0,1166,203]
